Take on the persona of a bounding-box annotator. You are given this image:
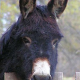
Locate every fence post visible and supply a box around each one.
[53,72,63,80]
[4,73,20,80]
[4,72,63,80]
[76,72,80,80]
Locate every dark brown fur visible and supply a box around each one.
[0,0,68,80]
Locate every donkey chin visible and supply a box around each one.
[31,58,52,80]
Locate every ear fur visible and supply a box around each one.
[47,0,68,18]
[19,0,36,19]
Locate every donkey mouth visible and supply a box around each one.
[32,75,52,80]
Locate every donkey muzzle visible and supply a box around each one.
[32,75,52,80]
[31,58,51,80]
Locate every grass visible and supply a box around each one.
[63,77,74,80]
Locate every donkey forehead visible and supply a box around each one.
[21,27,63,39]
[19,6,63,38]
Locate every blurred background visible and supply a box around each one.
[0,0,80,80]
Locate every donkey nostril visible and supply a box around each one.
[33,75,38,80]
[33,75,51,80]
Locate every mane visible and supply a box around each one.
[0,22,17,54]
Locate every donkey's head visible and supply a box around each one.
[0,0,68,80]
[18,0,68,80]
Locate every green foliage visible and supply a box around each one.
[58,0,80,50]
[0,0,19,36]
[65,0,80,14]
[0,1,19,20]
[63,77,74,80]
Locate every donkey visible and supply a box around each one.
[0,0,68,80]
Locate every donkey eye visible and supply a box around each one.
[23,37,31,46]
[52,39,58,48]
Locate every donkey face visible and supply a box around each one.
[0,0,68,80]
[18,0,68,79]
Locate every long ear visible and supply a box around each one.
[19,0,36,19]
[47,0,68,18]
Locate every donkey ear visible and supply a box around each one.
[19,0,36,19]
[47,0,68,18]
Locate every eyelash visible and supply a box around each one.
[23,37,30,43]
[52,39,58,48]
[22,37,31,46]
